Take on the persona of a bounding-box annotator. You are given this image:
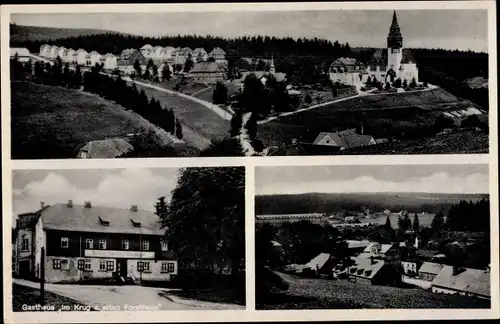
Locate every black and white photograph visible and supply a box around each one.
[255,164,491,309]
[8,8,489,158]
[10,167,246,311]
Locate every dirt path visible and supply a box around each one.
[14,279,243,311]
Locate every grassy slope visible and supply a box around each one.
[10,24,118,42]
[133,83,230,143]
[257,272,491,309]
[257,88,486,147]
[12,284,90,312]
[11,81,181,159]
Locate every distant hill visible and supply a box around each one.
[10,24,120,43]
[255,192,489,215]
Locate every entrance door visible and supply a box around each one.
[116,259,127,277]
[19,260,31,279]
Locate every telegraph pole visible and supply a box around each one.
[40,247,45,306]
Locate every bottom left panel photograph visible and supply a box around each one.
[9,166,246,311]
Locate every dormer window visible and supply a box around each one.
[99,217,110,226]
[130,219,141,228]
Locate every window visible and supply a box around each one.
[99,239,107,250]
[99,260,106,271]
[21,235,29,252]
[85,259,91,270]
[121,239,129,250]
[138,261,150,272]
[85,239,93,249]
[167,262,175,273]
[142,240,150,251]
[106,261,114,271]
[53,259,61,269]
[61,237,69,248]
[77,259,85,270]
[161,241,168,251]
[61,259,69,271]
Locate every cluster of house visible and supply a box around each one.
[13,201,177,283]
[329,11,419,88]
[283,239,490,300]
[256,213,327,225]
[10,47,31,62]
[37,43,230,83]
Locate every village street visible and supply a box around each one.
[14,279,243,311]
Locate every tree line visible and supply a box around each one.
[10,55,183,140]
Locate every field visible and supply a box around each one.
[133,83,230,148]
[341,128,489,155]
[12,283,90,312]
[257,272,491,309]
[257,88,486,147]
[11,81,183,159]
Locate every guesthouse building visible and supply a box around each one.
[13,201,177,284]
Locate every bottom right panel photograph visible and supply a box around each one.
[254,163,491,310]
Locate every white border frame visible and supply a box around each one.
[2,1,498,323]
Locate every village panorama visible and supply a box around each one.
[254,164,491,309]
[9,10,489,158]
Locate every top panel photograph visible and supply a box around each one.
[8,8,490,159]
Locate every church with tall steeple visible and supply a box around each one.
[329,11,419,88]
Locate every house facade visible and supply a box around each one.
[10,48,31,62]
[189,61,227,84]
[39,44,51,57]
[431,265,490,299]
[48,45,59,59]
[418,261,443,281]
[74,49,89,66]
[89,51,102,67]
[100,54,118,71]
[192,48,208,62]
[13,202,177,284]
[140,44,154,58]
[313,129,377,150]
[65,49,76,63]
[208,47,227,64]
[118,49,147,75]
[348,257,402,286]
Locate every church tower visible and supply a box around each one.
[269,54,276,75]
[387,10,403,74]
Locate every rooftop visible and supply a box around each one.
[432,265,490,297]
[78,138,133,159]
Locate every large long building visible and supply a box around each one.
[329,11,419,87]
[13,201,177,283]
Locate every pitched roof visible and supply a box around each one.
[192,48,206,54]
[40,203,164,235]
[89,51,100,55]
[419,262,443,275]
[78,138,133,158]
[209,47,226,56]
[313,129,375,149]
[141,44,153,50]
[190,61,226,73]
[432,265,490,297]
[10,48,30,56]
[350,256,386,279]
[120,49,137,59]
[346,240,373,249]
[305,253,331,270]
[330,57,366,73]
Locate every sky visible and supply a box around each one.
[11,9,488,52]
[11,168,182,221]
[255,164,489,196]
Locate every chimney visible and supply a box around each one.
[40,201,45,209]
[67,200,73,208]
[84,201,92,208]
[131,205,138,212]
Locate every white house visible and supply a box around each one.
[56,47,67,60]
[10,47,31,62]
[140,44,154,58]
[100,54,118,71]
[65,49,76,63]
[89,51,102,67]
[313,129,376,150]
[159,46,177,61]
[48,45,59,59]
[192,48,208,62]
[74,49,88,66]
[39,44,51,57]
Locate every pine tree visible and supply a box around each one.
[402,78,408,88]
[230,111,243,137]
[183,54,194,72]
[74,65,82,89]
[175,119,183,139]
[161,65,172,81]
[431,211,445,233]
[413,213,420,233]
[133,59,142,78]
[410,77,417,88]
[385,215,392,229]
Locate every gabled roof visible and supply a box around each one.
[419,262,443,275]
[313,129,375,149]
[432,265,490,297]
[89,51,100,55]
[39,203,164,235]
[141,44,153,50]
[120,49,137,59]
[78,138,133,158]
[209,47,226,56]
[76,49,88,54]
[190,61,226,73]
[305,253,331,270]
[10,48,30,56]
[350,256,386,279]
[192,48,207,54]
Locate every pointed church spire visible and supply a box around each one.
[391,10,399,27]
[269,53,276,75]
